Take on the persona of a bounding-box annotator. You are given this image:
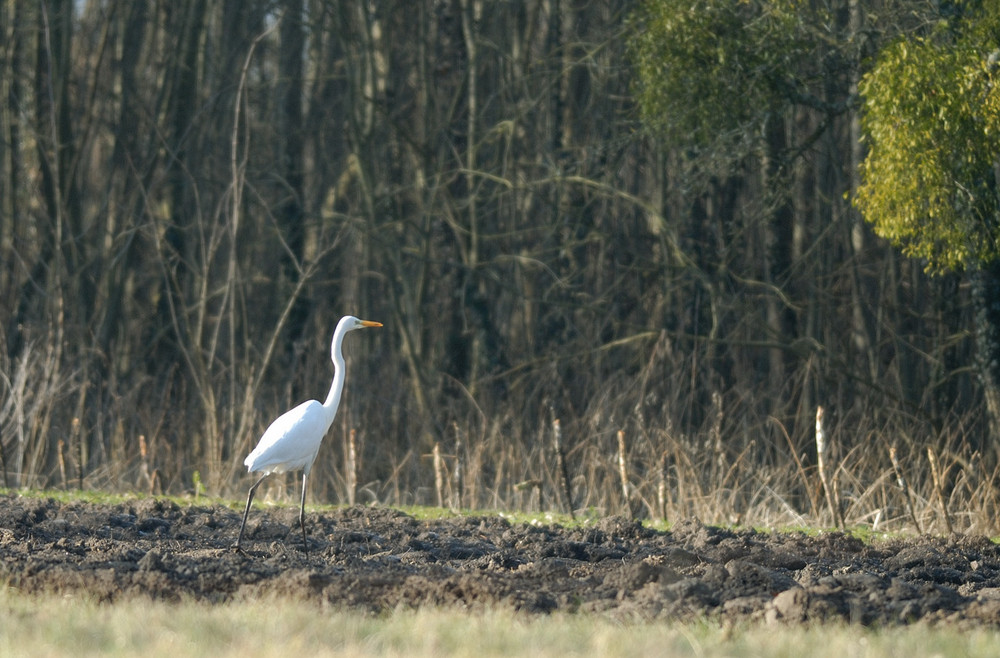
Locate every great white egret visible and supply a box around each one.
[234,315,382,551]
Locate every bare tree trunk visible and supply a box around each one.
[158,0,208,357]
[5,0,31,359]
[762,113,796,396]
[95,2,150,375]
[847,0,876,380]
[277,0,309,378]
[972,260,1000,445]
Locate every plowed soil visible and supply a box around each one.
[2,493,1000,626]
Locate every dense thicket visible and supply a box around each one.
[0,1,988,530]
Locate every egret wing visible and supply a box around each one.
[244,400,329,474]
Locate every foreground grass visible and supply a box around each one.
[0,589,997,658]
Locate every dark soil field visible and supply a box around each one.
[2,493,1000,627]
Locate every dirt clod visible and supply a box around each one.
[2,493,1000,626]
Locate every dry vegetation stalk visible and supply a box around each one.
[72,391,86,489]
[57,439,66,489]
[889,445,923,533]
[710,392,725,483]
[616,430,633,519]
[0,421,6,488]
[346,429,357,506]
[433,442,444,508]
[657,451,669,523]
[552,418,575,520]
[515,479,543,512]
[138,434,159,496]
[815,406,844,530]
[452,423,463,510]
[927,446,953,534]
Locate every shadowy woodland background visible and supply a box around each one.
[0,1,992,533]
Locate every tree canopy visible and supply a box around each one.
[629,0,825,161]
[856,2,1000,272]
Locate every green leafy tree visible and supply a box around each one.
[856,1,1000,437]
[856,10,1000,271]
[629,0,808,162]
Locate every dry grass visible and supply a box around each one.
[2,588,999,658]
[1,326,997,538]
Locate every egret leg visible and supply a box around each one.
[234,473,268,551]
[299,471,309,549]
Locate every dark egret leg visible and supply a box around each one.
[234,473,268,551]
[299,471,309,549]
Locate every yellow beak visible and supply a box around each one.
[360,320,383,328]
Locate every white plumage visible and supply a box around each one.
[244,400,327,475]
[234,315,381,551]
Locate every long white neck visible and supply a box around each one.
[321,321,351,424]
